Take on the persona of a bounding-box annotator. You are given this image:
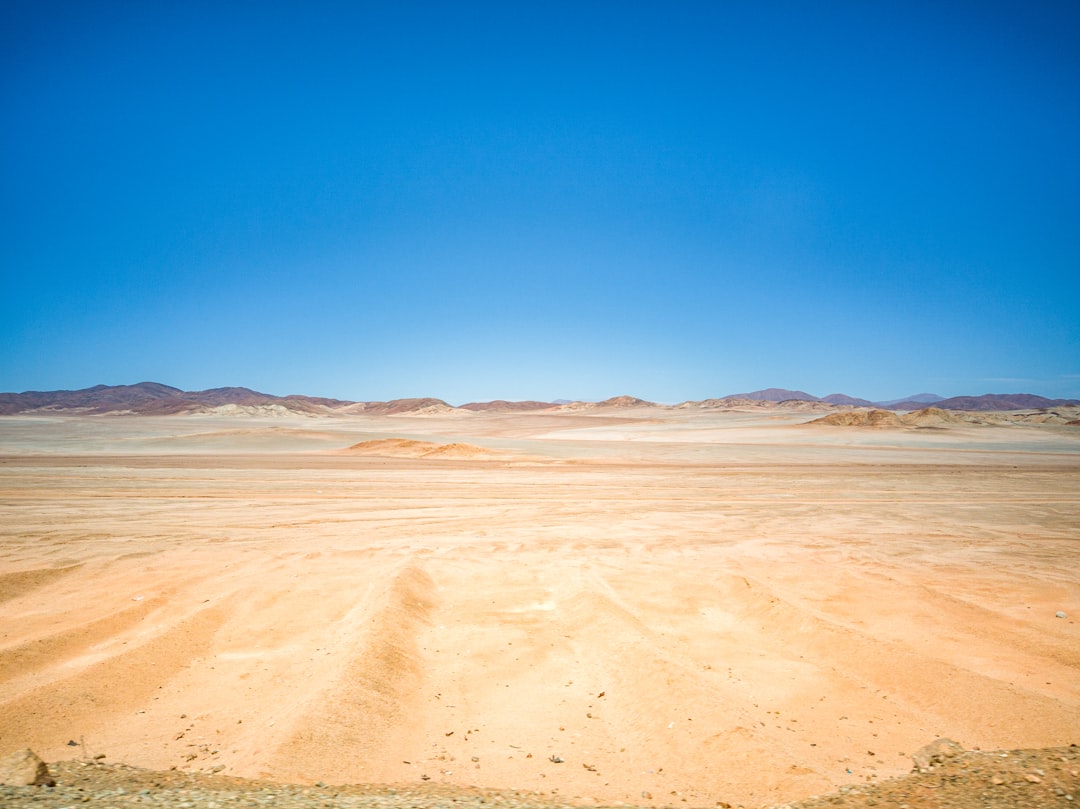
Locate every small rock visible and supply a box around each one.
[1057,611,1068,619]
[0,748,55,786]
[912,738,964,773]
[1026,773,1042,783]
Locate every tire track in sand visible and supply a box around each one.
[0,596,167,687]
[0,565,82,603]
[0,600,228,756]
[268,564,436,783]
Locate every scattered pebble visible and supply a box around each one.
[1,744,1077,809]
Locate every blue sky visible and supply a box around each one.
[3,1,1078,404]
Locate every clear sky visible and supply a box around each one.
[3,1,1078,404]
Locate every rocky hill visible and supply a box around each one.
[458,400,559,412]
[723,387,820,402]
[725,388,1080,411]
[0,383,350,416]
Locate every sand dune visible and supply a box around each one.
[0,409,1078,807]
[342,438,503,459]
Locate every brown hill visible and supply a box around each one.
[5,384,1078,417]
[549,395,658,412]
[901,406,985,427]
[810,407,999,428]
[810,409,905,427]
[821,393,874,406]
[0,383,353,416]
[676,397,839,412]
[891,393,1080,411]
[147,389,349,416]
[949,393,1080,410]
[885,399,952,411]
[597,395,656,408]
[724,387,820,402]
[458,400,558,412]
[0,382,182,414]
[874,393,945,408]
[675,398,732,409]
[347,398,461,416]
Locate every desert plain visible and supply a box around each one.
[0,403,1078,807]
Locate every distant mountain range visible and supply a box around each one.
[0,382,352,416]
[1,382,1077,416]
[720,388,1080,411]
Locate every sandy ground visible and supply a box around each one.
[1,407,1078,807]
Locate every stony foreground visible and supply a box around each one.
[0,745,1076,809]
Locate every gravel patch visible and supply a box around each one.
[1,746,1076,809]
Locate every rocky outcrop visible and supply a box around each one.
[0,748,54,787]
[912,737,964,773]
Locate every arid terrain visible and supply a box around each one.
[1,403,1078,807]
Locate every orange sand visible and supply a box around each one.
[0,407,1077,807]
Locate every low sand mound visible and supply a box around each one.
[342,438,443,457]
[342,438,500,459]
[419,442,501,458]
[809,409,904,427]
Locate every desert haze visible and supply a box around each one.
[1,397,1078,807]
